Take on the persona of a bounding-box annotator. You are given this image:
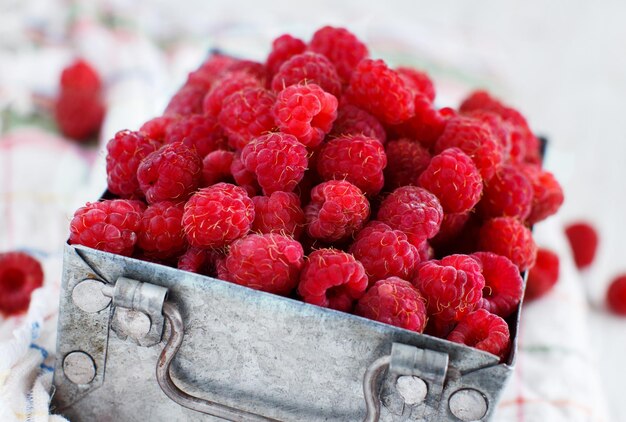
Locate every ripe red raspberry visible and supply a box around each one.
[55,90,105,141]
[471,252,523,318]
[447,309,510,359]
[330,104,386,144]
[434,116,503,181]
[252,192,305,238]
[60,59,102,91]
[412,254,485,323]
[308,26,369,83]
[477,165,533,220]
[69,199,145,256]
[137,142,202,204]
[202,71,261,117]
[298,248,368,311]
[349,221,420,284]
[218,87,277,150]
[305,180,370,242]
[355,277,428,333]
[165,114,227,158]
[273,83,338,148]
[383,138,431,190]
[419,148,483,214]
[177,247,222,277]
[225,60,267,85]
[389,96,453,149]
[396,67,435,102]
[185,54,237,91]
[462,110,511,160]
[137,201,187,259]
[241,133,308,195]
[0,252,44,316]
[202,150,235,186]
[266,34,307,79]
[564,221,598,270]
[520,165,564,225]
[479,217,537,271]
[183,183,254,248]
[223,233,304,295]
[164,83,206,117]
[525,248,559,301]
[317,134,387,196]
[106,130,160,198]
[430,212,471,249]
[271,52,342,98]
[345,59,414,125]
[607,275,626,316]
[377,186,443,244]
[230,154,260,196]
[140,116,175,144]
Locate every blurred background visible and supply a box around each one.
[0,0,623,421]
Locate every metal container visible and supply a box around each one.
[52,242,521,421]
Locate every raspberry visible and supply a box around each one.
[355,277,428,332]
[266,34,307,79]
[183,183,254,248]
[298,248,368,311]
[202,150,235,186]
[140,116,176,144]
[202,71,261,117]
[607,275,626,316]
[271,52,342,98]
[137,142,202,204]
[349,221,420,284]
[317,134,387,196]
[462,110,511,160]
[383,139,431,190]
[525,248,559,301]
[55,90,105,141]
[230,154,260,196]
[447,309,510,358]
[430,212,471,249]
[177,247,222,277]
[241,133,308,195]
[330,104,386,144]
[252,192,305,238]
[377,186,443,244]
[520,164,564,225]
[477,165,533,220]
[137,201,187,259]
[345,59,414,125]
[219,87,277,150]
[396,67,435,102]
[164,83,206,117]
[308,26,369,83]
[471,252,523,318]
[186,54,237,91]
[106,130,160,198]
[69,199,145,256]
[165,114,227,158]
[305,180,370,242]
[60,59,102,91]
[434,115,503,181]
[222,233,304,295]
[273,83,338,148]
[412,254,485,323]
[226,60,267,85]
[479,217,537,271]
[389,96,452,149]
[0,252,44,316]
[419,148,483,214]
[564,221,598,270]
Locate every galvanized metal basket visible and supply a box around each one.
[51,240,521,421]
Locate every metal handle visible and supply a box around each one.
[157,301,279,422]
[362,355,391,422]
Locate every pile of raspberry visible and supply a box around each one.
[69,26,564,360]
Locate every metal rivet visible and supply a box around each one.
[114,308,152,338]
[72,279,111,313]
[396,375,428,405]
[63,351,96,385]
[449,388,488,421]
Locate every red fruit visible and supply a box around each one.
[202,71,261,117]
[60,59,101,91]
[447,309,510,359]
[271,52,342,98]
[230,154,260,197]
[223,233,304,295]
[202,150,235,186]
[137,201,187,259]
[388,95,451,149]
[165,114,227,158]
[383,138,431,190]
[252,192,305,238]
[396,67,435,102]
[462,110,511,160]
[185,54,238,91]
[471,252,523,318]
[298,248,368,312]
[477,165,533,220]
[308,26,369,83]
[0,252,44,316]
[273,83,338,148]
[479,217,537,271]
[317,134,387,196]
[182,183,254,248]
[164,83,207,117]
[305,180,370,242]
[140,116,176,144]
[525,248,559,301]
[69,199,145,256]
[412,254,485,323]
[430,212,471,249]
[330,104,386,144]
[55,91,105,141]
[137,142,203,204]
[177,247,222,277]
[564,221,599,270]
[419,148,483,214]
[266,34,307,79]
[607,275,626,316]
[520,164,564,225]
[355,277,428,333]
